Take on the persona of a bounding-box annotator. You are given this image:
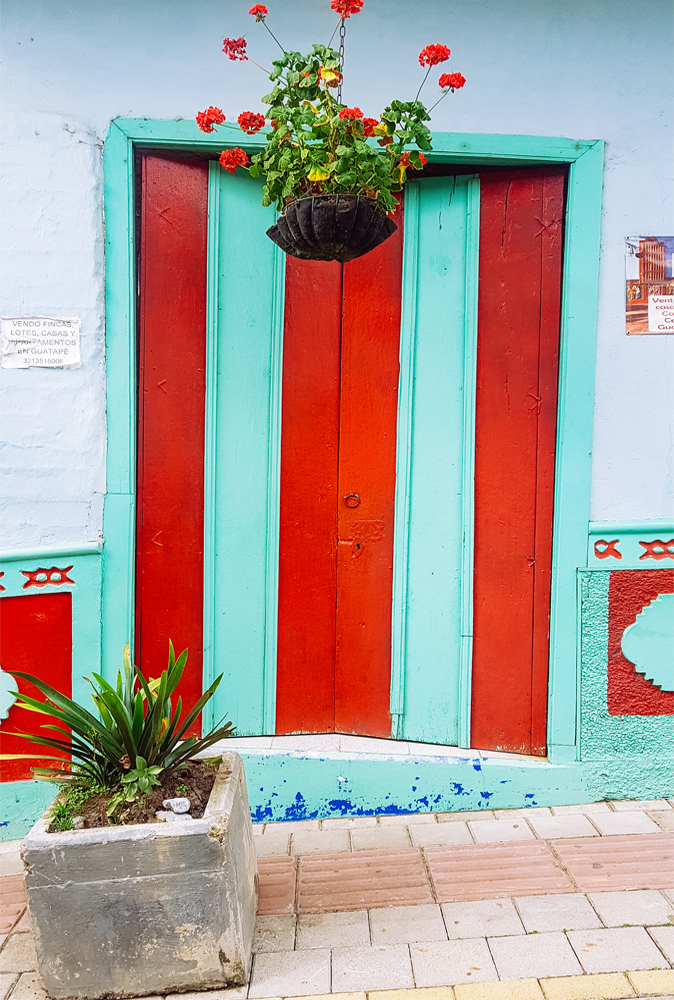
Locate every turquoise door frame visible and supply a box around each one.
[103,120,603,762]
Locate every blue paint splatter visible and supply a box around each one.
[480,791,493,801]
[412,786,417,792]
[473,762,482,771]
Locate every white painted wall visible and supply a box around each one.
[1,0,672,546]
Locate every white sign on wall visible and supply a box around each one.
[1,317,81,369]
[647,295,674,334]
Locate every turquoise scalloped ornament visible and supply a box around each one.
[0,666,18,721]
[621,592,674,692]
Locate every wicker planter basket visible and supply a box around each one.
[266,193,397,262]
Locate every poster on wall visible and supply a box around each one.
[625,237,674,334]
[1,317,81,368]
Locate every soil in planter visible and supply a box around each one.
[48,759,226,831]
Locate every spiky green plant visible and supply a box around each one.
[0,642,235,793]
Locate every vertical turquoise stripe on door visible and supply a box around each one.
[206,165,284,735]
[392,175,480,746]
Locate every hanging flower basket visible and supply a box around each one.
[266,193,397,262]
[196,1,466,263]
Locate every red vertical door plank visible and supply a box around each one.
[0,593,72,781]
[136,155,208,726]
[334,202,403,736]
[471,169,564,755]
[276,259,343,733]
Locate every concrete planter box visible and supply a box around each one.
[22,753,258,1000]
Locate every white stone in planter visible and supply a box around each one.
[21,753,258,1000]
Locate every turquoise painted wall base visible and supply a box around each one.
[3,752,672,841]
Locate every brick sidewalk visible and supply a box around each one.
[1,799,673,1000]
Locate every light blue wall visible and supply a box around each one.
[1,0,673,543]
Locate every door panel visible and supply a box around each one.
[471,169,564,755]
[395,177,478,745]
[335,205,403,736]
[136,155,208,720]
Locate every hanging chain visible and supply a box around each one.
[337,18,346,103]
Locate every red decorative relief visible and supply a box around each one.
[607,569,674,716]
[21,566,74,590]
[594,539,622,560]
[639,539,674,560]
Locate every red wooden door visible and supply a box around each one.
[136,155,208,723]
[471,168,565,756]
[275,205,403,736]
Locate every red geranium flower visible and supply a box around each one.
[219,147,249,173]
[238,111,266,135]
[399,151,427,170]
[222,37,248,60]
[418,43,451,67]
[196,106,225,133]
[439,72,466,90]
[361,117,378,137]
[331,0,364,17]
[339,107,364,120]
[249,4,268,19]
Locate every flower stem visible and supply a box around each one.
[415,66,431,102]
[426,88,450,115]
[328,18,341,47]
[262,20,286,53]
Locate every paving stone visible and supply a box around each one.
[550,803,613,815]
[8,973,48,1000]
[514,893,603,932]
[379,813,437,826]
[409,823,473,848]
[666,890,674,906]
[248,948,331,998]
[410,938,498,987]
[590,813,662,836]
[332,944,414,992]
[295,994,365,1000]
[442,898,525,938]
[454,983,545,1000]
[588,890,674,927]
[13,912,31,933]
[321,816,378,829]
[351,827,412,851]
[166,990,247,1000]
[649,812,674,833]
[649,925,674,964]
[539,972,635,999]
[468,820,535,843]
[291,829,351,855]
[369,989,454,1000]
[610,800,672,812]
[567,926,668,973]
[255,829,292,857]
[526,814,599,840]
[253,913,296,952]
[0,974,18,1000]
[252,823,265,835]
[553,834,674,892]
[0,933,37,973]
[370,903,447,944]
[495,809,553,819]
[298,848,433,912]
[627,969,674,995]
[0,854,23,878]
[488,932,584,979]
[454,981,544,1000]
[295,910,370,950]
[427,841,572,902]
[267,819,321,832]
[436,811,495,824]
[0,906,25,935]
[257,855,297,915]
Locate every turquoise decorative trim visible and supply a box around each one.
[201,165,221,732]
[621,593,674,691]
[547,139,604,763]
[0,547,103,711]
[458,176,480,750]
[263,242,286,734]
[579,571,674,797]
[390,182,419,736]
[588,521,674,568]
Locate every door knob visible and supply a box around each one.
[343,493,360,508]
